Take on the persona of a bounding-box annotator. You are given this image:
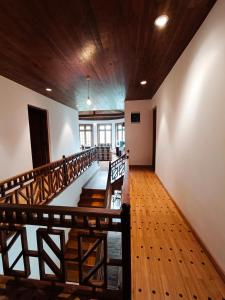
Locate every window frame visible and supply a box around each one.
[79,124,93,147]
[97,123,112,146]
[116,122,125,146]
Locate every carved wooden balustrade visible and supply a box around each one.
[0,149,131,299]
[0,203,130,299]
[110,154,127,183]
[0,147,97,206]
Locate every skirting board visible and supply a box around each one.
[155,173,225,284]
[130,164,153,169]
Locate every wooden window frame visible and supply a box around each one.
[116,122,125,146]
[97,124,112,146]
[79,124,93,147]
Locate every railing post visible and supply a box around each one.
[0,184,5,198]
[96,146,99,162]
[62,155,68,187]
[121,203,131,300]
[109,161,112,183]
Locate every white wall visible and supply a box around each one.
[50,161,99,208]
[0,75,80,180]
[79,118,124,149]
[125,100,153,165]
[153,0,225,274]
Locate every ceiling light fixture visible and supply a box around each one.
[154,15,169,28]
[46,88,52,92]
[140,80,147,85]
[86,75,92,105]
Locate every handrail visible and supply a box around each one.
[0,147,96,188]
[0,147,97,205]
[0,203,121,230]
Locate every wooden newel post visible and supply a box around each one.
[62,155,68,187]
[121,202,131,300]
[0,184,5,198]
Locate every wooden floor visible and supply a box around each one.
[131,168,225,300]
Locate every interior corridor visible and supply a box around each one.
[130,168,225,300]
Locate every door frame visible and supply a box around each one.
[152,107,157,171]
[28,105,51,168]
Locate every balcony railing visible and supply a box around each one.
[0,148,131,300]
[110,154,127,183]
[0,147,97,205]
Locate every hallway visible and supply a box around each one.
[131,168,225,300]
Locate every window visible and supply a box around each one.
[97,124,112,146]
[116,123,125,146]
[79,124,93,147]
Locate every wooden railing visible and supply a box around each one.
[104,154,127,209]
[0,162,131,299]
[0,204,121,231]
[96,145,112,161]
[111,154,127,183]
[0,147,97,206]
[105,162,112,208]
[120,158,131,300]
[0,148,131,299]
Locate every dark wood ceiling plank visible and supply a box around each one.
[0,0,216,109]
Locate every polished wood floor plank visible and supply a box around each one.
[130,169,225,300]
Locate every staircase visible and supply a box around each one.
[66,157,126,287]
[64,228,100,283]
[78,188,106,208]
[112,176,124,193]
[78,169,108,208]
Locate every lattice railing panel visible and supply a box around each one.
[37,228,65,282]
[78,232,107,288]
[111,154,126,183]
[0,147,97,206]
[0,226,30,278]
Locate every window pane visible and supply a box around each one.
[106,125,111,130]
[86,131,92,146]
[106,131,111,144]
[99,131,105,144]
[80,125,84,130]
[118,131,122,142]
[122,130,125,141]
[80,132,85,146]
[86,125,91,130]
[99,125,105,130]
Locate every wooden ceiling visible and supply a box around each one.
[0,0,216,111]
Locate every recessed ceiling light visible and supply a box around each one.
[87,98,92,105]
[46,88,52,92]
[154,15,169,28]
[140,80,147,85]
